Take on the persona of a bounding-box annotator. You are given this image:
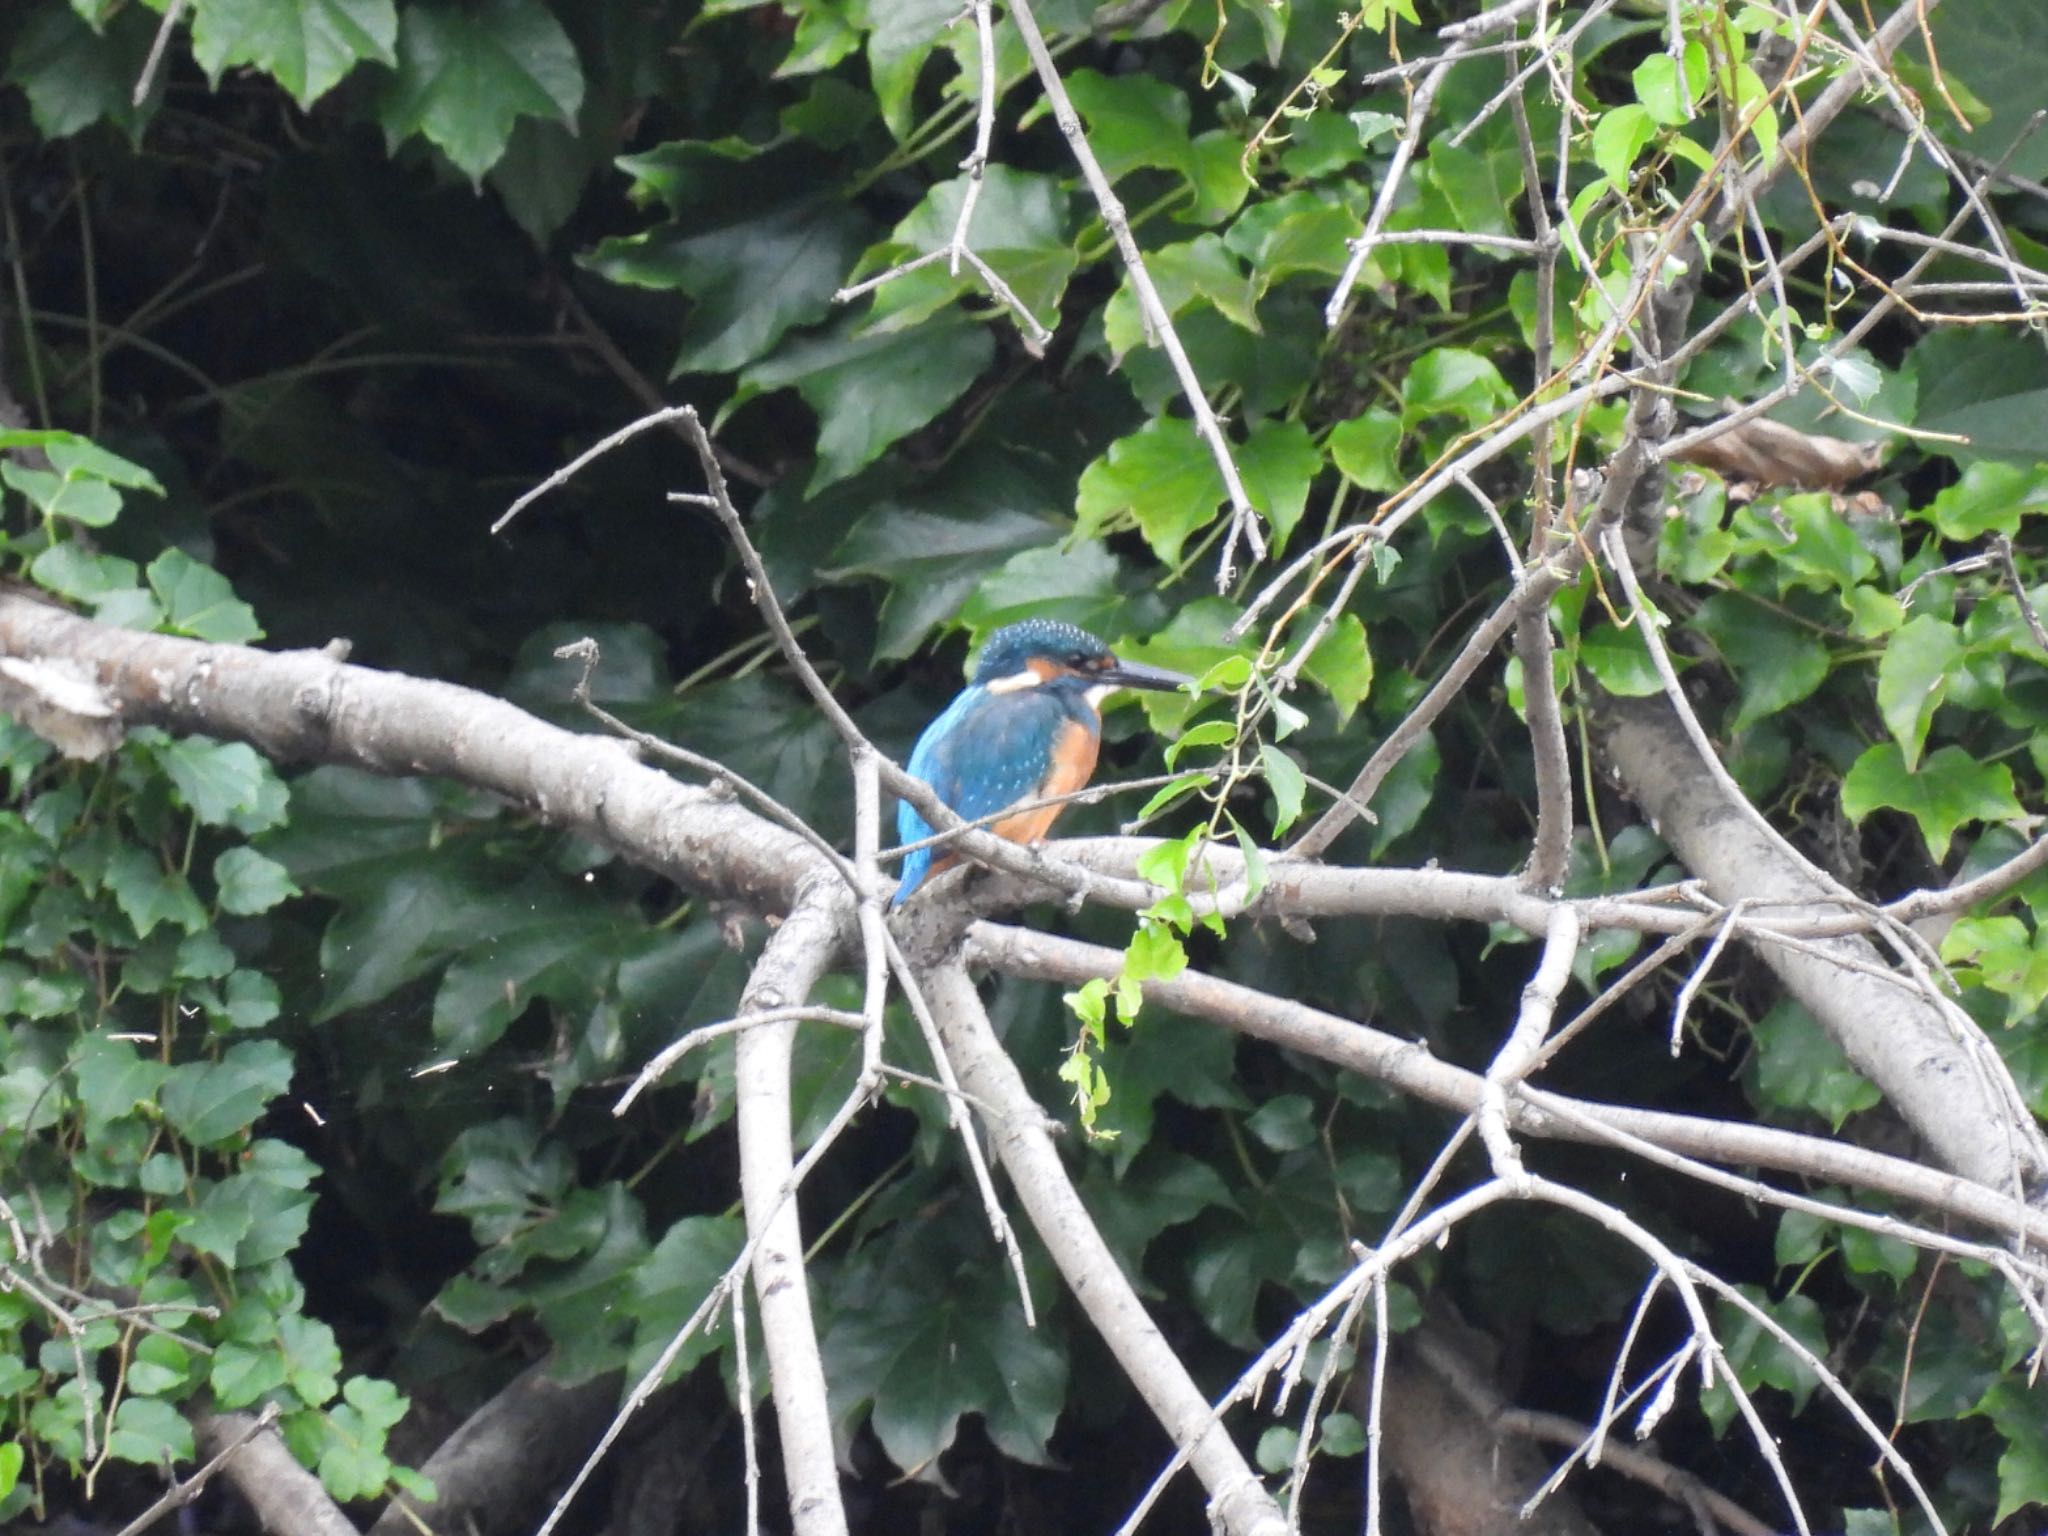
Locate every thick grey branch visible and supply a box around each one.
[365,1363,618,1536]
[1597,695,2048,1198]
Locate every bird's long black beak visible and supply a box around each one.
[1101,657,1195,693]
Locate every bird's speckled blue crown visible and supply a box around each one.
[970,619,1113,684]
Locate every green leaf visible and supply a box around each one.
[868,0,957,138]
[1400,347,1515,429]
[627,1214,745,1385]
[1578,621,1664,697]
[1591,103,1657,191]
[1692,595,1830,733]
[1246,1093,1316,1152]
[29,542,142,605]
[104,845,209,938]
[1919,459,2048,539]
[147,549,264,643]
[1700,1286,1826,1434]
[2,462,120,526]
[1328,410,1403,492]
[876,165,1068,304]
[1875,614,1963,770]
[1238,420,1321,550]
[1633,41,1709,125]
[1983,1377,2048,1523]
[1841,742,2024,860]
[736,318,992,492]
[218,969,284,1032]
[379,0,584,181]
[586,202,867,375]
[157,738,276,827]
[1299,613,1373,727]
[824,1241,1068,1472]
[4,5,158,141]
[1260,743,1306,835]
[188,0,398,108]
[214,846,301,915]
[1064,69,1236,214]
[1103,235,1258,360]
[72,1034,170,1138]
[1910,330,2048,466]
[107,1395,195,1466]
[1123,922,1187,989]
[1750,999,1880,1128]
[1225,191,1358,294]
[1075,417,1225,567]
[160,1040,295,1146]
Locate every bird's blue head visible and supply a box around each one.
[969,619,1190,701]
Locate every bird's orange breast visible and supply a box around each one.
[988,716,1099,848]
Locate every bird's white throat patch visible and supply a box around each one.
[1084,682,1117,709]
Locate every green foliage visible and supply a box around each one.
[4,0,2048,1527]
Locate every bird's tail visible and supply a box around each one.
[890,847,931,909]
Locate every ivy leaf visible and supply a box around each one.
[1875,614,1962,770]
[734,318,993,492]
[218,969,284,1032]
[584,202,868,376]
[72,1035,170,1139]
[1983,1378,2048,1524]
[156,738,276,827]
[188,0,398,109]
[104,846,209,938]
[1103,235,1258,361]
[107,1396,194,1466]
[1299,612,1373,727]
[1841,742,2024,860]
[1065,70,1222,211]
[1911,330,2048,465]
[1591,103,1657,191]
[1246,1094,1317,1152]
[159,1040,296,1147]
[379,0,584,182]
[1578,621,1664,697]
[1226,192,1357,293]
[1692,595,1830,733]
[1328,410,1403,492]
[1749,999,1880,1129]
[29,543,142,606]
[1261,743,1306,835]
[1919,460,2048,539]
[1238,420,1321,550]
[868,0,958,138]
[1700,1286,1827,1434]
[148,549,264,643]
[824,1257,1067,1473]
[214,847,301,916]
[1400,348,1516,429]
[4,5,159,142]
[1075,417,1224,567]
[858,169,1074,336]
[1,462,121,527]
[627,1215,745,1386]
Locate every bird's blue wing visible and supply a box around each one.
[894,685,1065,904]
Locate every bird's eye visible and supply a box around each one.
[1071,652,1098,670]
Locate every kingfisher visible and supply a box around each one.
[892,619,1191,906]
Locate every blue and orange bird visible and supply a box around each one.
[892,620,1191,906]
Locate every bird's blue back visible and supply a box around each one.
[894,681,1096,905]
